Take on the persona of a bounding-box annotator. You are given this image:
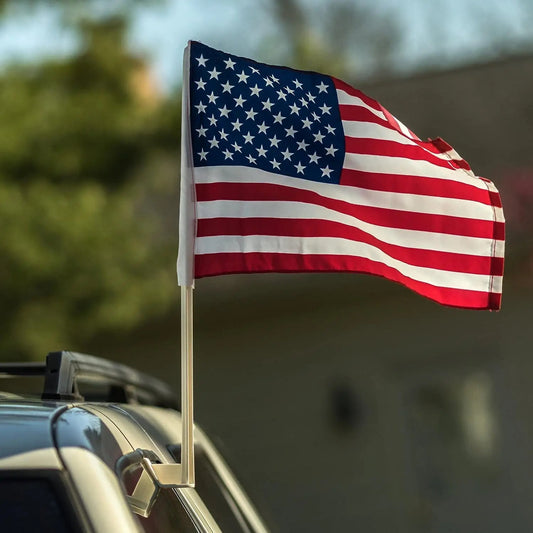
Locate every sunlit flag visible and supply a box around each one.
[178,41,505,310]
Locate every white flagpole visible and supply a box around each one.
[178,41,195,486]
[180,284,194,485]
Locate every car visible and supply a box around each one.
[0,350,271,532]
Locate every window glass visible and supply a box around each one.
[0,476,79,533]
[121,463,198,533]
[135,489,199,533]
[169,445,252,532]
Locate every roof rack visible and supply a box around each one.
[0,351,178,409]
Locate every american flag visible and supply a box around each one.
[178,41,505,310]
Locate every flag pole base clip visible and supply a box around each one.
[142,458,194,488]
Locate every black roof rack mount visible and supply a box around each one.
[0,351,177,408]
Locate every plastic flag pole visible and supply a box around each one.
[180,284,195,485]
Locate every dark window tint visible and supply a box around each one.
[169,445,252,532]
[0,477,79,533]
[136,489,200,533]
[122,464,199,533]
[195,449,253,532]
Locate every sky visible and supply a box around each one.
[0,0,531,92]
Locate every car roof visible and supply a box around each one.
[0,400,64,460]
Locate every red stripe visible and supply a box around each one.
[340,168,503,211]
[339,104,393,130]
[194,252,501,310]
[195,182,503,239]
[197,217,504,276]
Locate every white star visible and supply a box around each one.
[312,112,321,121]
[218,105,230,118]
[256,145,268,157]
[243,131,255,144]
[224,57,236,69]
[245,108,258,121]
[296,139,309,151]
[325,144,338,156]
[271,75,279,84]
[264,77,274,87]
[301,117,313,129]
[316,81,328,93]
[237,70,249,83]
[223,149,233,160]
[262,98,274,111]
[208,136,219,148]
[308,152,321,164]
[313,131,325,143]
[196,125,207,137]
[195,78,206,90]
[207,91,218,104]
[197,54,208,67]
[234,94,246,107]
[289,103,300,115]
[281,148,293,160]
[295,161,306,173]
[231,118,243,131]
[320,103,331,115]
[250,84,262,96]
[271,158,281,170]
[246,154,257,164]
[249,66,260,74]
[208,67,221,80]
[272,112,285,124]
[285,86,294,95]
[299,97,308,107]
[285,125,297,137]
[293,79,303,89]
[232,141,242,152]
[276,89,286,100]
[221,81,234,93]
[219,129,229,141]
[321,165,333,178]
[269,135,280,148]
[194,101,207,114]
[306,91,316,103]
[257,122,269,134]
[198,149,208,161]
[325,124,336,134]
[208,114,217,126]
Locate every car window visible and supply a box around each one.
[136,489,200,533]
[194,448,253,532]
[168,445,253,532]
[0,475,82,533]
[122,463,199,533]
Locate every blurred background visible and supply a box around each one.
[1,0,533,531]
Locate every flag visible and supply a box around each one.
[178,41,505,310]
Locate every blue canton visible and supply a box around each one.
[189,42,344,184]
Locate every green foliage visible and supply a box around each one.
[0,180,174,359]
[0,15,179,360]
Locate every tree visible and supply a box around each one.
[0,16,179,360]
[258,0,400,80]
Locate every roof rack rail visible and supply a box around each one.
[0,351,178,409]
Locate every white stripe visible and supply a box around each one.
[195,234,502,293]
[197,200,504,258]
[342,120,468,167]
[336,89,385,120]
[338,89,418,141]
[193,166,503,222]
[343,152,494,193]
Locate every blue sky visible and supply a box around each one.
[0,0,531,92]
